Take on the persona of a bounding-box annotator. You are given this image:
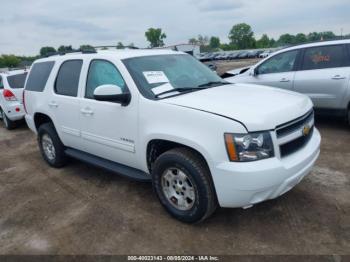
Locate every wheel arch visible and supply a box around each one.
[34,112,55,131]
[146,138,218,199]
[146,139,211,173]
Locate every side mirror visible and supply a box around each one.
[93,84,131,106]
[253,67,259,76]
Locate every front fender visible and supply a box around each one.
[138,98,247,172]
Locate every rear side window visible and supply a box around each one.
[0,76,3,89]
[7,73,28,89]
[25,61,55,92]
[302,45,345,70]
[55,60,83,97]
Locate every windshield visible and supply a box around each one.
[7,73,28,89]
[123,54,224,99]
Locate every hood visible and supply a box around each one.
[163,84,313,132]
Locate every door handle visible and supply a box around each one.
[280,78,290,83]
[48,101,59,108]
[81,108,94,116]
[332,75,346,80]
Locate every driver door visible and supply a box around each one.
[79,59,139,169]
[248,50,300,91]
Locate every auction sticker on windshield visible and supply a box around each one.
[151,83,175,96]
[143,71,169,84]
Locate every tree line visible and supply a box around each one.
[1,23,348,68]
[188,23,349,52]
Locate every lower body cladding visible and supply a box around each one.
[3,102,25,121]
[212,128,321,208]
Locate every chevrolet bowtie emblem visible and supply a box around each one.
[302,125,311,136]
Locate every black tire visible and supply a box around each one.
[152,148,217,223]
[347,107,350,126]
[38,122,67,168]
[1,108,16,130]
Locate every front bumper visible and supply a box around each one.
[212,128,321,208]
[3,102,25,121]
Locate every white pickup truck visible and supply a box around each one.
[23,49,321,223]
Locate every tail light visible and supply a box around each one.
[3,89,17,101]
[23,90,27,114]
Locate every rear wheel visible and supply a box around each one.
[38,123,67,168]
[152,148,217,223]
[1,108,16,130]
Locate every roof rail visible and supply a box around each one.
[44,47,97,58]
[278,37,350,51]
[94,45,140,50]
[8,67,28,71]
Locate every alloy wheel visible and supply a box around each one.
[161,167,196,211]
[41,134,56,161]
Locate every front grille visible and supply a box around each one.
[280,126,314,157]
[276,110,314,138]
[276,110,314,158]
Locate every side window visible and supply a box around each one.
[55,60,83,97]
[25,61,55,92]
[0,76,3,89]
[302,45,345,70]
[257,50,298,75]
[7,73,28,89]
[85,60,126,99]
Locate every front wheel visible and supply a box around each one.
[152,148,217,223]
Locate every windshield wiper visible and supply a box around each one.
[197,81,230,88]
[155,87,207,98]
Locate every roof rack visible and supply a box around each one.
[43,45,143,58]
[94,45,140,50]
[278,37,350,50]
[44,48,97,58]
[8,67,28,71]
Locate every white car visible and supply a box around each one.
[226,40,350,123]
[24,50,321,223]
[259,50,273,58]
[0,70,28,129]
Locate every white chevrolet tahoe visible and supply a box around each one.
[24,50,321,223]
[0,69,28,129]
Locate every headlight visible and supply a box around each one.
[224,132,274,162]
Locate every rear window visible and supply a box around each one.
[55,60,82,97]
[0,76,3,89]
[7,73,28,89]
[302,45,346,70]
[25,61,55,92]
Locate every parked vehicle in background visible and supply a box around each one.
[0,69,28,130]
[259,50,273,58]
[247,50,261,58]
[226,39,350,124]
[24,49,320,223]
[206,62,217,71]
[237,51,249,59]
[228,51,240,60]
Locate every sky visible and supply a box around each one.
[0,0,349,56]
